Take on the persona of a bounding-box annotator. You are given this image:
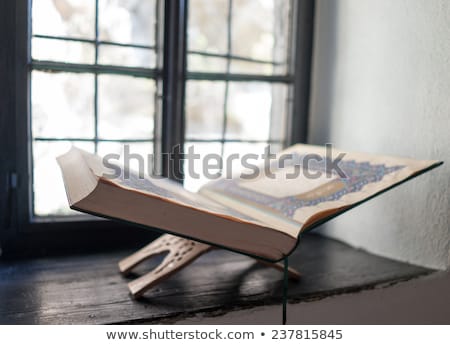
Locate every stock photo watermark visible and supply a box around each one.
[102,143,348,181]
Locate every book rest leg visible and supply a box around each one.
[119,234,300,299]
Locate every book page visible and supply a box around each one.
[200,144,440,237]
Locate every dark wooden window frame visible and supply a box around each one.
[0,0,315,257]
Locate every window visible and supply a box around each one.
[184,0,292,192]
[0,0,314,253]
[31,0,159,216]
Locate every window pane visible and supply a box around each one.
[32,71,95,139]
[98,45,156,68]
[222,142,271,178]
[187,54,227,73]
[185,81,226,140]
[32,37,95,64]
[33,140,95,216]
[98,75,155,140]
[188,0,291,75]
[98,141,154,176]
[183,142,223,192]
[231,0,291,74]
[30,0,160,219]
[188,0,228,54]
[225,82,288,141]
[32,0,95,39]
[99,0,157,46]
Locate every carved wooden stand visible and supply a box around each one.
[119,234,301,299]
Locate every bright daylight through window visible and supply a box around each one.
[30,0,294,217]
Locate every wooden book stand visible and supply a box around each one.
[119,234,301,299]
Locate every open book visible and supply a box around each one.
[57,144,442,261]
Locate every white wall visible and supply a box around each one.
[308,0,450,269]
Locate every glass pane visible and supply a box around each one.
[98,141,154,176]
[188,0,228,54]
[185,81,226,140]
[222,142,270,178]
[188,54,227,73]
[98,75,155,140]
[99,0,157,46]
[32,0,95,38]
[183,142,223,192]
[33,140,95,216]
[231,0,291,74]
[32,71,95,139]
[225,82,288,141]
[98,45,156,68]
[268,82,289,142]
[32,37,95,64]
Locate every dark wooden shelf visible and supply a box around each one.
[0,233,432,324]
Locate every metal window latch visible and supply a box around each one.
[4,172,18,229]
[9,172,18,189]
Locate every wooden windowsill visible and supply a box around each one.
[0,233,432,324]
